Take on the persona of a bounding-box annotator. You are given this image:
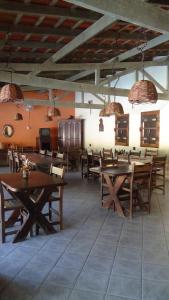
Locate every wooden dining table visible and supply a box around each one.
[23,153,67,171]
[0,171,66,243]
[90,164,132,217]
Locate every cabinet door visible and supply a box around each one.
[58,119,83,150]
[140,110,159,148]
[115,114,129,146]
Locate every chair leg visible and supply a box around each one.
[0,198,5,243]
[59,199,63,230]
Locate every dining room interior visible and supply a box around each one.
[0,1,169,300]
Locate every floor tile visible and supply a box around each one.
[112,258,142,278]
[75,269,109,293]
[107,274,141,299]
[143,279,169,300]
[69,289,105,300]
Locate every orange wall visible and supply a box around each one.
[0,90,75,149]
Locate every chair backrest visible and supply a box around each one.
[39,149,46,155]
[130,162,152,188]
[46,150,53,157]
[56,152,64,159]
[102,148,113,159]
[145,148,158,157]
[129,150,141,157]
[114,149,125,156]
[50,165,65,178]
[117,153,130,164]
[152,155,167,170]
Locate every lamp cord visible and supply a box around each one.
[137,31,148,80]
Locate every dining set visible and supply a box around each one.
[0,146,167,244]
[84,148,167,219]
[0,149,67,244]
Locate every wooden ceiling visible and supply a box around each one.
[0,0,169,99]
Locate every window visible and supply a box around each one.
[115,114,129,146]
[140,110,160,148]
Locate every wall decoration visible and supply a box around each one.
[99,118,104,132]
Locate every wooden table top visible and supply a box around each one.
[90,165,132,176]
[0,171,66,192]
[24,153,66,167]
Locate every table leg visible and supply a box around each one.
[13,188,56,243]
[102,173,127,217]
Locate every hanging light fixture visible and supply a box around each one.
[0,34,24,104]
[45,114,53,122]
[47,89,61,118]
[14,103,23,121]
[25,105,32,130]
[99,79,124,116]
[128,40,158,104]
[14,112,23,121]
[105,102,124,115]
[99,95,110,117]
[99,107,110,117]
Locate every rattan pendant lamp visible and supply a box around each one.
[0,33,24,104]
[104,78,124,116]
[128,43,158,104]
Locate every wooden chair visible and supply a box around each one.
[102,148,113,160]
[13,152,22,172]
[56,152,64,159]
[0,183,24,243]
[39,149,46,155]
[145,148,158,157]
[152,155,167,194]
[119,163,152,218]
[117,152,130,164]
[80,149,88,178]
[7,149,14,172]
[48,165,65,229]
[128,150,141,164]
[46,150,53,157]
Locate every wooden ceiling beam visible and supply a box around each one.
[0,58,167,72]
[30,15,117,76]
[0,71,168,100]
[65,0,169,34]
[67,33,169,81]
[0,0,100,22]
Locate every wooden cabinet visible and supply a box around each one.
[140,110,160,148]
[115,114,129,146]
[58,119,84,151]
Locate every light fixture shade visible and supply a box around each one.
[0,83,24,104]
[44,115,53,122]
[128,80,158,104]
[14,112,23,121]
[105,102,124,116]
[48,107,61,117]
[99,107,110,117]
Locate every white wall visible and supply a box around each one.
[75,66,169,155]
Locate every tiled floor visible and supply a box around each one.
[0,168,169,299]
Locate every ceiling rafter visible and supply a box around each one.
[29,15,118,76]
[67,33,169,82]
[0,0,100,22]
[65,0,169,33]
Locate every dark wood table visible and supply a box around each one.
[90,165,132,217]
[0,171,66,243]
[23,153,66,171]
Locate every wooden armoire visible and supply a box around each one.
[57,118,84,152]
